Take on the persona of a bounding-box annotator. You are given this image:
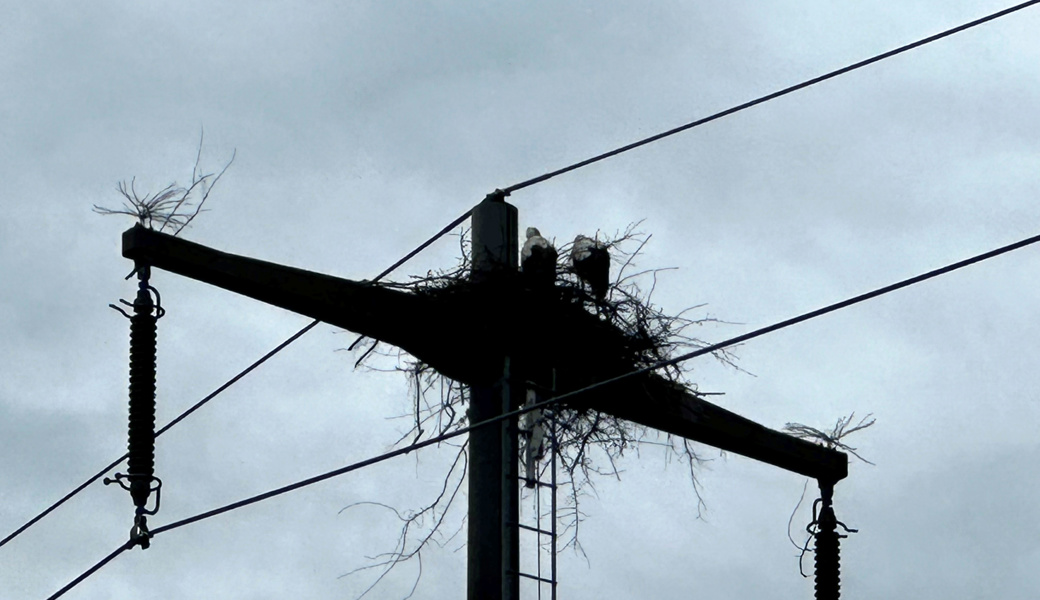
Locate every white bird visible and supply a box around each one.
[570,234,610,299]
[522,388,546,488]
[521,227,558,288]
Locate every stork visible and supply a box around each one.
[520,227,558,289]
[570,235,610,300]
[522,388,546,488]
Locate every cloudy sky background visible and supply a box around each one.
[3,1,1039,598]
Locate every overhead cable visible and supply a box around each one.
[502,0,1040,194]
[371,209,473,282]
[546,228,1040,405]
[46,542,134,600]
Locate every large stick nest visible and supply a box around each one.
[343,223,740,589]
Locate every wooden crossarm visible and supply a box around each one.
[122,225,847,482]
[122,225,493,383]
[572,374,848,482]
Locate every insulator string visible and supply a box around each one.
[104,262,164,548]
[126,268,158,510]
[813,485,841,600]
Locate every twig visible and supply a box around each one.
[784,412,876,465]
[93,135,234,236]
[341,221,737,589]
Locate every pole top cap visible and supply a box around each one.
[483,189,510,203]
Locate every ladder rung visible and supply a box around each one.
[518,477,557,489]
[516,523,554,536]
[516,571,556,585]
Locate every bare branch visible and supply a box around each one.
[338,444,468,600]
[93,136,234,236]
[783,412,876,465]
[338,221,749,593]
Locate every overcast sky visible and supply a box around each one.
[3,1,1040,598]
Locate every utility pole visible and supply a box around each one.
[121,199,849,598]
[468,193,520,600]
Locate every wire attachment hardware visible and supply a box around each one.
[103,473,163,515]
[802,481,857,600]
[129,514,152,549]
[107,261,164,549]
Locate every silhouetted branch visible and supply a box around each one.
[337,443,468,600]
[93,131,234,235]
[337,223,745,596]
[784,412,876,465]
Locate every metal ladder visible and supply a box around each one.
[516,387,558,599]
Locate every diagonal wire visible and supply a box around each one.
[502,0,1040,194]
[46,542,134,600]
[545,228,1040,406]
[0,323,317,550]
[1,460,126,551]
[370,210,473,283]
[1,211,472,550]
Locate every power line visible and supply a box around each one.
[50,391,572,599]
[2,463,120,551]
[502,0,1040,194]
[47,408,511,599]
[371,209,473,282]
[153,323,319,439]
[547,228,1040,405]
[2,212,471,550]
[0,322,320,550]
[46,542,133,600]
[47,226,1040,598]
